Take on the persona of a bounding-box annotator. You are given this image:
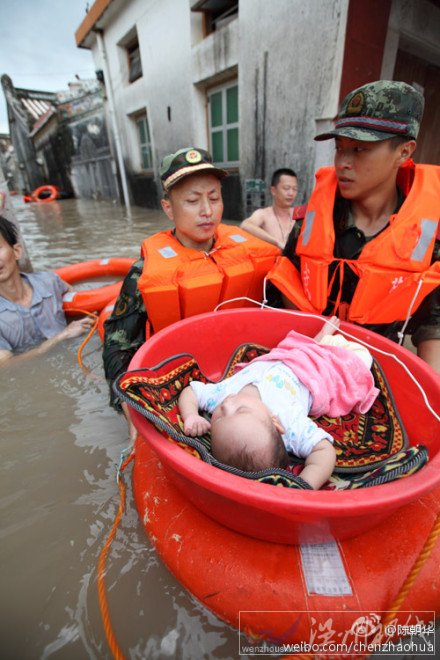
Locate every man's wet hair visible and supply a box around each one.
[212,420,289,473]
[271,168,297,187]
[0,216,19,247]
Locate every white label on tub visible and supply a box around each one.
[63,292,76,302]
[99,258,110,265]
[300,542,352,595]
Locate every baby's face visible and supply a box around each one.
[210,392,274,459]
[211,392,271,427]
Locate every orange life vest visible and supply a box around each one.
[138,224,280,332]
[267,162,440,324]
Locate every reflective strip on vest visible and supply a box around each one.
[301,210,316,247]
[411,219,437,262]
[230,234,247,243]
[159,246,178,259]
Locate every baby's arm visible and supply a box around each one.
[284,414,336,489]
[300,439,336,490]
[178,386,211,436]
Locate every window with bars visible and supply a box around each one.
[192,0,238,36]
[135,114,153,170]
[208,82,239,166]
[127,39,142,83]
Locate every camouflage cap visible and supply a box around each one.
[315,80,424,142]
[160,147,228,192]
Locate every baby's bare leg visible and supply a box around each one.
[299,439,336,490]
[314,315,340,342]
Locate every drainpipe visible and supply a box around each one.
[95,30,131,217]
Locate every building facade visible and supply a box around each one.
[1,75,118,201]
[1,75,57,194]
[0,133,23,192]
[57,81,119,201]
[75,0,440,220]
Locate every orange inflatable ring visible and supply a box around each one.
[135,437,440,651]
[55,258,135,315]
[31,185,59,203]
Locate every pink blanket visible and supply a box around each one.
[236,329,379,417]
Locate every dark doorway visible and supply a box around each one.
[394,49,440,164]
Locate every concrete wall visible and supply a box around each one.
[135,0,196,160]
[238,0,349,204]
[86,0,350,212]
[88,0,241,210]
[92,0,203,202]
[191,17,239,148]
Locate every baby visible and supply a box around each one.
[178,317,377,490]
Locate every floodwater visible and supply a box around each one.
[1,198,243,659]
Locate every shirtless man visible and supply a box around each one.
[241,168,298,249]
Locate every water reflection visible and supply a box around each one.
[0,198,241,659]
[17,198,171,270]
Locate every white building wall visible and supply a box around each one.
[85,0,349,209]
[88,0,240,196]
[238,0,349,203]
[88,0,192,183]
[86,0,151,176]
[191,17,239,148]
[135,0,196,161]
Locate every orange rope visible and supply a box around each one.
[326,259,358,318]
[72,309,99,320]
[381,510,440,628]
[77,319,99,375]
[97,450,135,660]
[281,511,440,660]
[72,310,101,377]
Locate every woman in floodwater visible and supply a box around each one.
[0,216,93,364]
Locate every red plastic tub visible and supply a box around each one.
[129,308,440,544]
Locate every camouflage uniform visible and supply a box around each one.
[314,80,424,142]
[102,259,146,410]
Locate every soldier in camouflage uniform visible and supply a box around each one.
[103,148,227,430]
[268,80,440,372]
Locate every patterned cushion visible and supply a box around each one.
[116,344,428,489]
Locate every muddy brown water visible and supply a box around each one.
[1,198,243,659]
[1,198,433,660]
